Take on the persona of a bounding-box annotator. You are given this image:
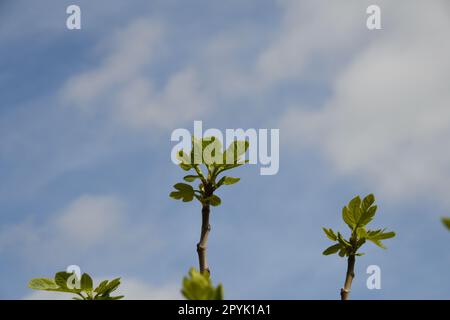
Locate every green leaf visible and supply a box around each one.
[217,176,240,187]
[183,175,200,182]
[181,268,224,300]
[342,206,356,229]
[348,196,361,211]
[337,232,351,248]
[366,229,395,249]
[179,163,192,171]
[28,278,59,291]
[202,136,224,165]
[201,136,219,151]
[208,195,221,206]
[169,191,183,200]
[188,137,200,162]
[322,243,341,255]
[182,193,194,202]
[369,238,386,249]
[377,231,396,240]
[29,272,123,300]
[359,205,377,226]
[55,272,77,291]
[94,278,122,300]
[103,278,121,294]
[222,177,240,185]
[215,284,225,300]
[322,227,337,241]
[81,273,93,291]
[174,183,194,192]
[367,229,383,238]
[223,140,249,165]
[177,150,193,171]
[94,280,109,294]
[170,190,194,202]
[353,207,362,225]
[361,194,375,211]
[177,150,191,164]
[442,217,450,230]
[217,162,245,174]
[356,227,367,239]
[367,229,395,241]
[356,237,366,249]
[348,196,362,223]
[171,183,195,202]
[30,272,82,294]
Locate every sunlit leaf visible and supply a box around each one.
[223,140,249,165]
[29,272,123,300]
[322,227,337,241]
[323,243,341,255]
[81,273,93,291]
[184,175,200,182]
[361,194,375,211]
[359,205,377,226]
[342,207,356,229]
[181,268,224,300]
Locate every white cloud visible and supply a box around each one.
[255,0,365,87]
[117,278,180,300]
[0,194,161,265]
[64,19,164,106]
[24,291,69,300]
[279,1,450,203]
[62,19,208,131]
[196,1,371,99]
[114,68,208,130]
[23,277,180,300]
[55,195,124,248]
[61,1,369,129]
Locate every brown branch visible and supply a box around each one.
[197,204,211,275]
[341,254,355,300]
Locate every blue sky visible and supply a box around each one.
[1,0,450,299]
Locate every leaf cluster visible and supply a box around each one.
[181,267,224,300]
[322,194,396,257]
[170,137,249,206]
[443,217,450,231]
[28,271,124,300]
